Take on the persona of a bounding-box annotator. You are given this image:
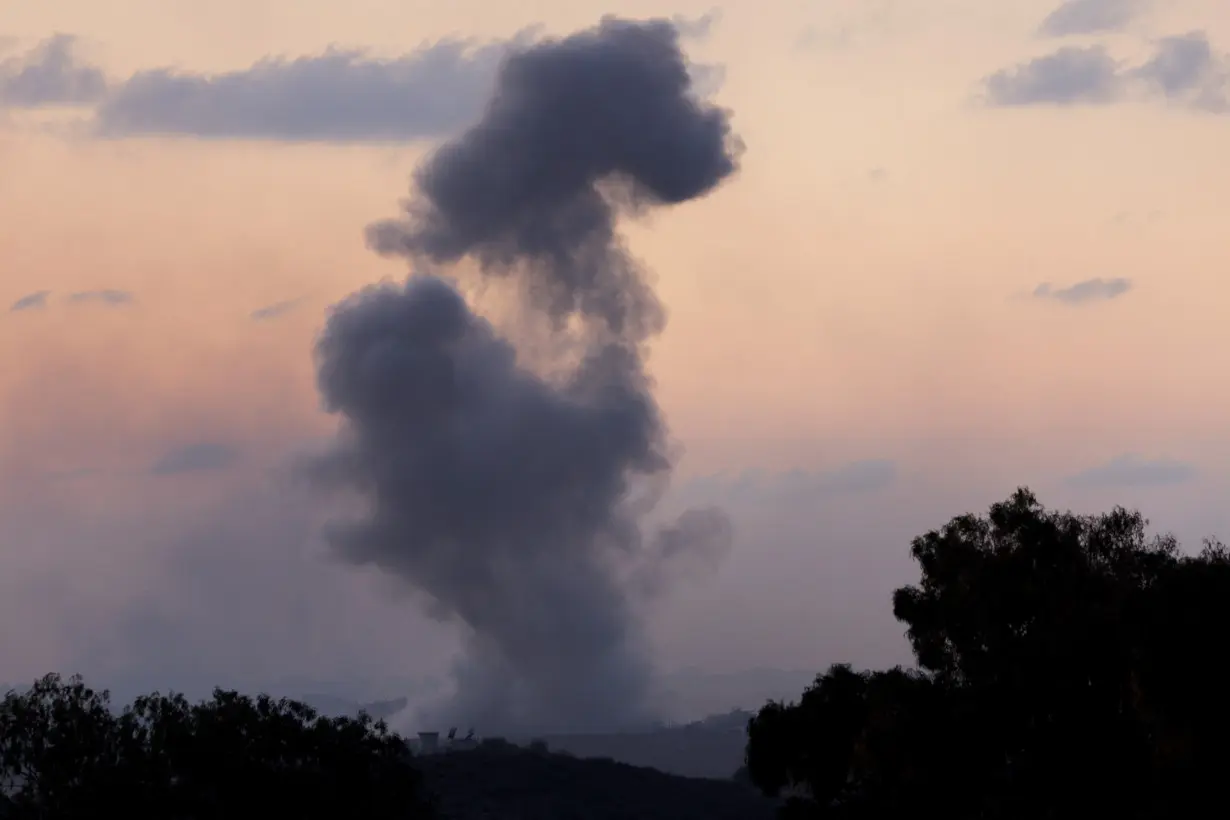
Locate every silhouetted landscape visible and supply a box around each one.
[6,488,1229,818]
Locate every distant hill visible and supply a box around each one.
[516,709,756,779]
[416,744,776,820]
[655,667,817,721]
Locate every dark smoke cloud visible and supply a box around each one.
[311,16,740,733]
[367,16,738,341]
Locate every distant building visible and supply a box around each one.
[450,728,479,752]
[413,727,483,754]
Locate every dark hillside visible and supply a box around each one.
[531,724,749,779]
[523,710,755,779]
[417,746,776,820]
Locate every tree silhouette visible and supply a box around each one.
[0,674,432,819]
[746,488,1230,818]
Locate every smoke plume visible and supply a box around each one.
[311,16,741,733]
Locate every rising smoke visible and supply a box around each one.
[310,16,742,734]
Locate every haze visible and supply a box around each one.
[2,0,1229,721]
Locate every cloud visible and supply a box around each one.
[983,45,1124,105]
[65,289,134,306]
[151,442,240,476]
[0,33,108,108]
[250,298,303,321]
[982,31,1229,111]
[8,289,134,312]
[1032,277,1131,304]
[1131,32,1228,111]
[92,34,532,143]
[1038,0,1147,38]
[1067,454,1197,488]
[8,291,50,312]
[680,459,898,506]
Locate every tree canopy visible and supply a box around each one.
[0,675,432,819]
[745,488,1230,819]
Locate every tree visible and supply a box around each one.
[745,664,975,817]
[746,488,1230,818]
[0,674,433,819]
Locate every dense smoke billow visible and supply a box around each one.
[310,16,742,734]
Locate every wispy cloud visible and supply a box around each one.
[795,0,928,53]
[0,33,107,108]
[1038,0,1148,38]
[250,298,303,321]
[671,9,722,40]
[96,33,536,143]
[8,290,50,312]
[151,443,240,476]
[65,289,134,306]
[982,31,1228,111]
[1067,454,1196,488]
[1033,277,1131,305]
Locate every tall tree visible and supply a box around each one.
[746,488,1230,818]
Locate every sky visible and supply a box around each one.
[2,0,1229,715]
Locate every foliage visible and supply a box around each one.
[0,675,431,819]
[746,488,1230,818]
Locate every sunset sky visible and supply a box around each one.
[2,0,1228,711]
